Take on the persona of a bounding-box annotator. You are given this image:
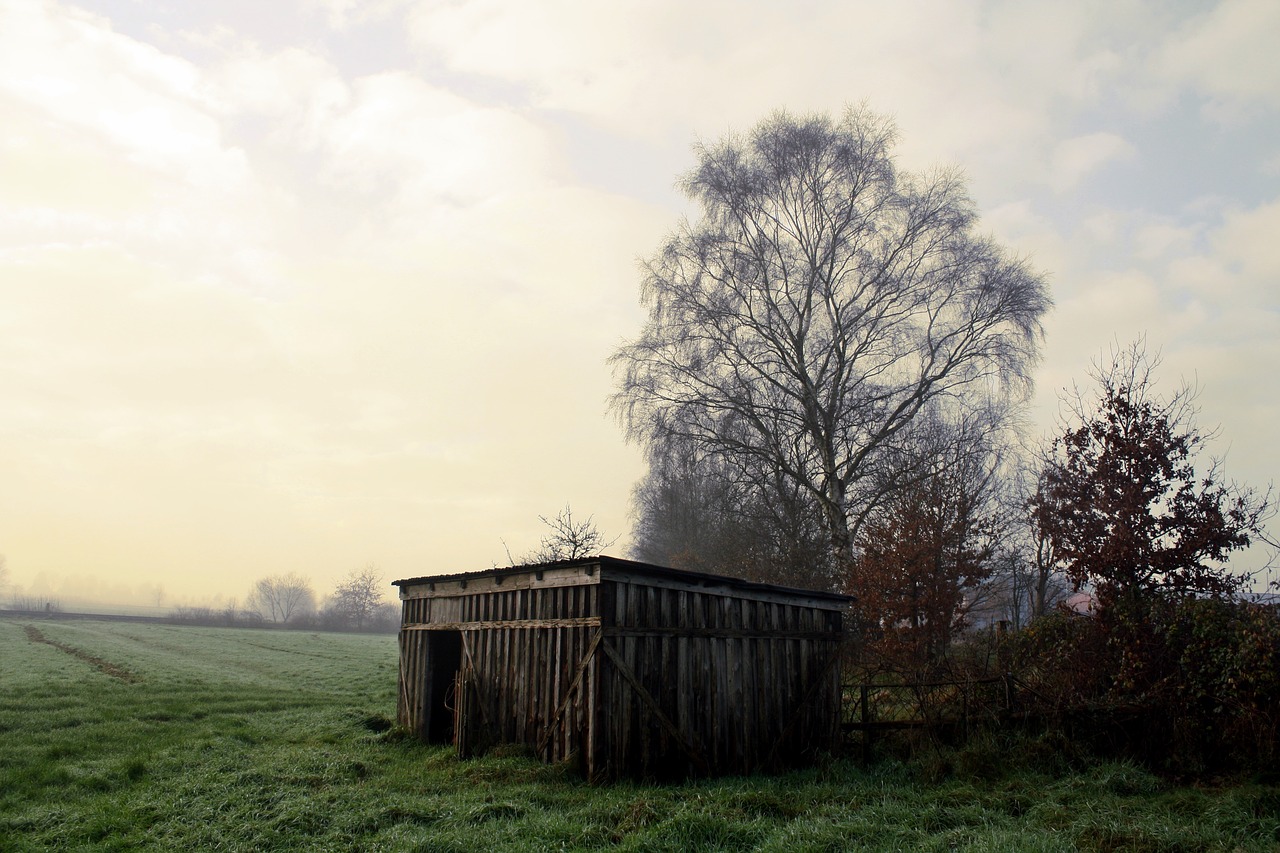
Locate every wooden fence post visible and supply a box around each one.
[860,684,871,765]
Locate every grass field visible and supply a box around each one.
[2,618,1278,851]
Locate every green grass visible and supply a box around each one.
[2,618,1278,851]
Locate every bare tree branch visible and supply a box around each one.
[515,506,619,564]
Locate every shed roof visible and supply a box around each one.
[392,554,853,604]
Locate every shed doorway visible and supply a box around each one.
[426,631,462,744]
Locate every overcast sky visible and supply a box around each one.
[2,0,1277,608]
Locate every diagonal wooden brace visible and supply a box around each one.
[537,629,603,758]
[599,639,710,776]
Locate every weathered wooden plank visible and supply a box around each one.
[571,624,583,762]
[458,631,490,726]
[495,624,507,742]
[620,616,635,771]
[401,628,430,739]
[502,625,514,741]
[396,630,415,733]
[716,595,730,766]
[742,627,747,768]
[401,617,601,631]
[676,590,689,771]
[602,626,842,640]
[601,568,848,611]
[697,621,712,766]
[657,586,675,774]
[398,566,601,599]
[584,626,600,781]
[513,627,524,742]
[537,626,550,756]
[641,585,656,772]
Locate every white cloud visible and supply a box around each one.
[301,0,407,31]
[1155,0,1280,117]
[1047,132,1136,193]
[0,1,245,189]
[317,71,557,203]
[0,109,154,215]
[396,0,1165,215]
[1132,219,1198,261]
[212,45,349,124]
[1211,198,1280,284]
[403,1,1043,153]
[0,3,303,297]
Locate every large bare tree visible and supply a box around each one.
[249,572,316,624]
[327,565,387,630]
[611,107,1050,581]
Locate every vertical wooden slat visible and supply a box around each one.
[538,624,550,758]
[585,624,599,781]
[482,618,493,740]
[513,625,523,742]
[636,584,647,774]
[658,586,674,776]
[504,622,513,742]
[570,622,581,761]
[569,583,579,763]
[617,582,631,772]
[718,594,731,767]
[741,598,753,769]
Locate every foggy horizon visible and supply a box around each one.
[2,0,1277,608]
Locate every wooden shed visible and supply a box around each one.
[394,555,851,782]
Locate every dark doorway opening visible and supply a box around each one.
[426,631,462,744]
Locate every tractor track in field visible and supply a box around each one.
[22,624,142,684]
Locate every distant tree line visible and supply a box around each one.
[4,594,63,614]
[0,558,397,632]
[168,565,398,633]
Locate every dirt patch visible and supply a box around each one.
[23,625,142,684]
